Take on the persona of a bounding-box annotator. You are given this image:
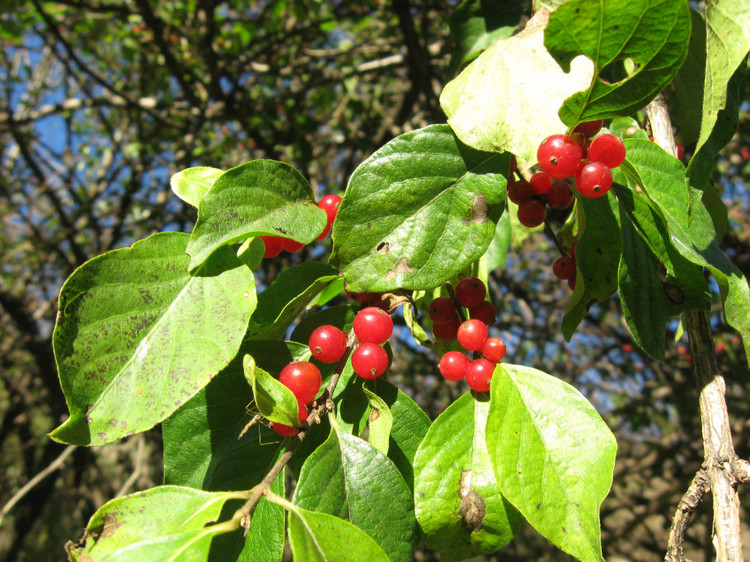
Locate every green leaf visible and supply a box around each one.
[413,392,521,561]
[622,139,750,360]
[484,211,511,271]
[243,354,301,427]
[487,364,617,562]
[73,486,247,562]
[292,419,418,561]
[617,217,667,360]
[248,261,340,340]
[440,11,594,161]
[170,166,223,208]
[545,0,692,126]
[448,0,521,71]
[694,0,750,152]
[329,125,510,292]
[186,160,327,270]
[273,498,389,562]
[561,194,621,340]
[362,383,394,455]
[51,232,256,446]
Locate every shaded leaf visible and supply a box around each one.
[448,0,521,71]
[51,233,255,446]
[170,166,223,208]
[362,383,393,455]
[243,354,301,427]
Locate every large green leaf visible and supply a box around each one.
[170,166,223,208]
[441,11,594,161]
[70,486,247,562]
[561,194,621,340]
[487,364,617,562]
[186,160,327,270]
[247,261,340,340]
[329,125,510,292]
[546,0,692,126]
[51,232,256,446]
[413,392,521,561]
[292,419,418,561]
[622,139,750,361]
[274,498,389,562]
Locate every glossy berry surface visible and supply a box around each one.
[469,301,496,325]
[482,337,507,363]
[537,134,583,179]
[546,181,575,209]
[438,351,469,381]
[530,172,553,195]
[572,120,603,139]
[454,277,486,308]
[517,198,546,227]
[279,361,322,405]
[318,194,342,224]
[353,306,393,344]
[457,319,489,351]
[309,325,348,363]
[351,343,389,379]
[587,134,626,169]
[281,237,305,253]
[261,236,283,258]
[506,179,533,204]
[271,399,308,437]
[552,256,576,280]
[433,318,461,341]
[465,358,495,392]
[428,297,457,324]
[574,161,613,198]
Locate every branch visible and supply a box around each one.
[665,468,709,562]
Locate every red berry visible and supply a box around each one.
[482,337,507,363]
[281,237,305,253]
[433,317,461,341]
[587,134,626,169]
[546,181,575,209]
[454,277,486,308]
[567,273,577,291]
[552,256,576,280]
[318,194,342,224]
[507,179,533,204]
[457,319,489,351]
[537,134,584,179]
[347,291,376,303]
[316,223,332,240]
[676,141,684,160]
[353,306,393,344]
[351,343,389,379]
[428,297,457,324]
[622,344,633,353]
[572,120,603,139]
[261,236,283,258]
[530,172,553,195]
[469,301,496,325]
[570,239,578,260]
[279,361,322,405]
[271,399,308,437]
[465,358,495,392]
[438,351,470,381]
[574,161,612,198]
[517,198,546,227]
[309,325,348,363]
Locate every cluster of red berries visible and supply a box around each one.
[271,304,394,436]
[261,194,342,258]
[509,121,627,228]
[428,277,506,393]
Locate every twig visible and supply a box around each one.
[0,444,76,526]
[116,434,145,497]
[665,468,709,562]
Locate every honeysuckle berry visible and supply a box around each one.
[428,296,457,324]
[353,306,393,344]
[281,237,305,253]
[261,235,283,258]
[573,120,603,139]
[465,358,495,392]
[279,361,322,405]
[454,277,486,309]
[433,317,461,341]
[438,351,469,381]
[587,134,626,169]
[546,181,575,209]
[457,319,489,351]
[530,171,553,195]
[482,337,507,363]
[351,343,389,379]
[552,256,576,280]
[574,161,613,198]
[271,399,308,437]
[517,198,546,227]
[507,179,533,204]
[309,325,348,363]
[469,301,496,325]
[537,134,583,179]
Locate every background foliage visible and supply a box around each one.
[1,0,749,560]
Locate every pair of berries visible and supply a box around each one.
[261,194,342,258]
[350,306,393,379]
[552,239,578,291]
[428,277,496,341]
[536,121,626,199]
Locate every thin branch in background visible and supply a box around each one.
[665,468,709,562]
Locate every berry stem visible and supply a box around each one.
[443,281,467,322]
[543,219,567,257]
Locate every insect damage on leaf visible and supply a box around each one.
[463,194,490,226]
[458,470,486,533]
[385,258,414,281]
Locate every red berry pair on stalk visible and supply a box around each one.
[261,194,342,258]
